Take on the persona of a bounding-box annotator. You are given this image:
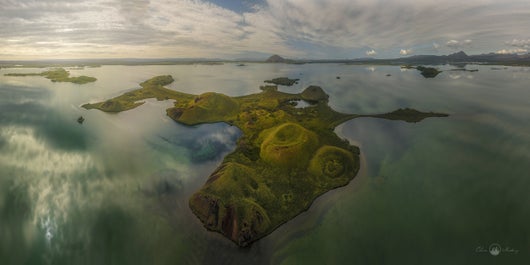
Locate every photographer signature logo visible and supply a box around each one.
[475,243,519,256]
[488,243,501,256]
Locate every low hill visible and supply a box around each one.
[265,55,292,63]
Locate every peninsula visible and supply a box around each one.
[83,75,447,247]
[5,68,97,84]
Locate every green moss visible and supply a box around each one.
[189,162,275,246]
[308,145,357,188]
[260,123,318,167]
[139,75,174,87]
[257,99,279,109]
[84,75,448,247]
[300,85,329,102]
[177,92,239,124]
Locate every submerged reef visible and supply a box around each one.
[84,75,447,247]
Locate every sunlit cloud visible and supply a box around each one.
[505,39,530,48]
[446,39,472,49]
[400,49,413,55]
[366,49,377,56]
[496,48,528,54]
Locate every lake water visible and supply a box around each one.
[0,64,528,264]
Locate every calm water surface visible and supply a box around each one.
[0,64,528,264]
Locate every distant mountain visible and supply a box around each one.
[351,57,376,61]
[261,51,530,66]
[369,51,530,65]
[446,51,468,60]
[266,55,291,63]
[2,51,529,68]
[395,51,470,64]
[468,52,530,62]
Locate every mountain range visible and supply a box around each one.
[2,52,530,68]
[377,51,530,65]
[265,52,530,66]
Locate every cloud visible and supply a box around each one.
[0,0,298,59]
[1,0,530,59]
[449,74,461,79]
[496,48,528,54]
[446,39,472,49]
[400,49,413,55]
[505,39,530,48]
[257,0,530,57]
[366,49,377,56]
[433,42,440,49]
[0,126,100,228]
[446,40,459,47]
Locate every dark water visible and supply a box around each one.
[0,64,528,264]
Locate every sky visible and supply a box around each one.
[1,0,529,60]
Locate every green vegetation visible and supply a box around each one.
[264,77,299,86]
[4,68,97,84]
[260,123,319,167]
[83,75,448,247]
[308,145,357,187]
[174,92,239,125]
[300,85,329,102]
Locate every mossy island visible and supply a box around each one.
[401,65,442,78]
[264,77,299,86]
[449,68,479,72]
[416,66,442,78]
[83,75,447,247]
[5,68,97,84]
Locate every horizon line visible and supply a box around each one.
[1,50,528,63]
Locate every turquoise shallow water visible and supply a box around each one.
[0,64,528,264]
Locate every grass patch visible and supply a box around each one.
[260,123,319,167]
[177,92,239,124]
